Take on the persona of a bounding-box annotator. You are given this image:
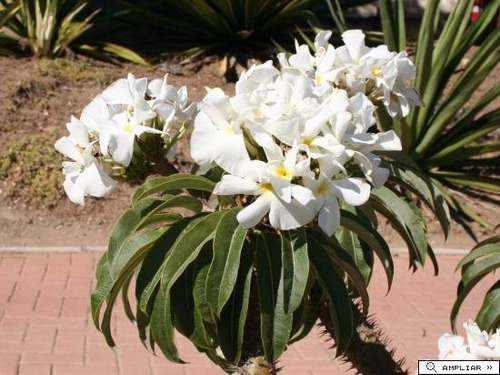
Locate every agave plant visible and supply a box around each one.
[0,0,147,64]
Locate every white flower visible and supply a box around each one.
[438,334,472,359]
[214,173,316,231]
[147,74,196,132]
[438,320,500,360]
[190,88,253,176]
[304,174,370,236]
[99,74,164,167]
[464,320,500,359]
[99,101,161,167]
[54,121,115,205]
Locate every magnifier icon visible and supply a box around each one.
[426,361,438,374]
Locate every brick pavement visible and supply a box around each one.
[0,252,493,375]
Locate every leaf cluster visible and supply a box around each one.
[452,236,500,333]
[91,162,446,370]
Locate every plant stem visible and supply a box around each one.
[319,301,409,375]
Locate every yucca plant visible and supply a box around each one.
[377,0,499,336]
[378,0,499,233]
[0,0,147,64]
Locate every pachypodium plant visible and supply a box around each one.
[56,29,448,374]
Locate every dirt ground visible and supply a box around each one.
[0,54,497,249]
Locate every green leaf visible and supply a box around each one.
[370,187,429,271]
[476,281,500,332]
[451,277,482,333]
[78,42,149,65]
[386,163,450,238]
[256,231,294,362]
[107,195,201,276]
[151,282,184,363]
[339,209,394,290]
[100,228,167,346]
[216,241,253,364]
[451,235,500,332]
[160,212,223,296]
[430,171,500,194]
[207,207,248,316]
[456,241,500,269]
[171,244,216,350]
[462,255,500,286]
[281,228,309,314]
[132,174,215,204]
[308,235,353,355]
[91,254,113,329]
[288,293,318,345]
[136,216,201,313]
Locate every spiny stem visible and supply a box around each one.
[319,301,409,375]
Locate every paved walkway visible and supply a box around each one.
[0,252,492,375]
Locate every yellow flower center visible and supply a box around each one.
[315,75,324,84]
[274,165,293,180]
[225,125,235,136]
[123,123,135,134]
[254,108,263,118]
[301,137,313,147]
[317,182,330,196]
[259,182,273,195]
[371,67,383,78]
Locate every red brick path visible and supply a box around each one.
[0,252,492,375]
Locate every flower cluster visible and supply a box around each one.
[191,30,419,235]
[55,74,194,205]
[439,320,500,360]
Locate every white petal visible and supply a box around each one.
[75,162,116,198]
[63,176,85,205]
[289,50,313,70]
[371,166,390,188]
[314,30,332,51]
[101,78,135,106]
[333,178,370,206]
[80,95,109,132]
[237,195,271,228]
[147,78,163,97]
[377,130,402,151]
[135,125,163,137]
[62,161,82,177]
[438,334,465,354]
[131,98,157,124]
[269,195,315,230]
[130,74,148,100]
[291,184,314,206]
[54,137,84,164]
[190,111,251,176]
[214,175,259,195]
[108,131,135,167]
[268,117,300,146]
[66,117,89,147]
[318,198,340,236]
[341,29,369,61]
